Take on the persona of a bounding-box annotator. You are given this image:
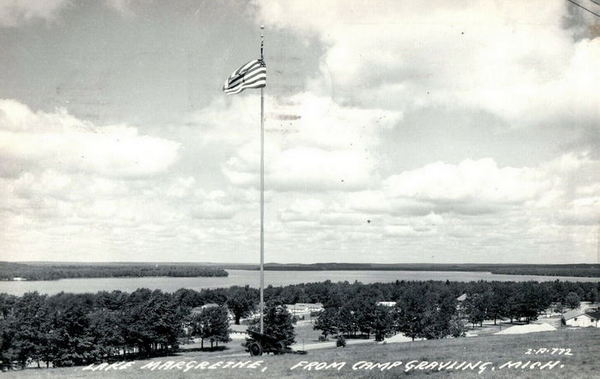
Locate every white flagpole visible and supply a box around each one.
[259,25,265,334]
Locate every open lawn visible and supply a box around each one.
[294,319,323,344]
[7,327,600,378]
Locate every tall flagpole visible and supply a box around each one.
[259,25,265,334]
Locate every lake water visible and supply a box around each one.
[0,269,598,296]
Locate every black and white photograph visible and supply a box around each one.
[0,0,599,377]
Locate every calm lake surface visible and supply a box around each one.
[0,270,598,295]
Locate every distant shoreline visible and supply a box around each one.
[228,263,600,278]
[0,262,228,281]
[1,262,599,281]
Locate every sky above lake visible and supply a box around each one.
[0,0,599,264]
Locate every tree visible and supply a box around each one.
[248,303,295,346]
[190,312,208,349]
[87,309,125,361]
[191,306,231,349]
[11,292,49,368]
[486,284,512,324]
[448,315,466,337]
[464,293,486,327]
[394,285,461,341]
[419,290,458,340]
[226,286,257,325]
[336,306,358,337]
[0,294,16,319]
[122,290,184,356]
[564,292,580,310]
[208,306,231,347]
[313,308,338,340]
[589,287,599,304]
[0,318,17,370]
[351,297,380,338]
[372,305,393,342]
[395,286,427,341]
[508,282,551,323]
[45,298,94,367]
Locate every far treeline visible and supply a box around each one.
[252,263,600,278]
[0,262,227,281]
[0,279,598,370]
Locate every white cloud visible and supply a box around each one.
[346,190,391,214]
[0,0,70,27]
[260,149,599,262]
[224,142,377,191]
[378,154,600,219]
[383,225,423,238]
[190,190,240,220]
[191,92,400,149]
[0,99,180,178]
[105,0,135,15]
[255,0,599,128]
[210,93,400,192]
[384,158,547,205]
[278,198,324,222]
[1,1,598,264]
[557,197,600,226]
[272,147,376,191]
[0,0,149,27]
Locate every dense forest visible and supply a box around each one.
[0,279,598,370]
[251,263,600,278]
[0,262,228,281]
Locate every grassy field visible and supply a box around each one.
[7,327,600,378]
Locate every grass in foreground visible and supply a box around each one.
[8,328,600,378]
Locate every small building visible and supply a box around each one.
[456,293,468,302]
[191,303,219,314]
[376,301,397,307]
[563,309,600,328]
[298,303,324,312]
[285,303,324,315]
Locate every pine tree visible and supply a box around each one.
[226,286,257,325]
[372,305,393,341]
[249,303,295,346]
[313,308,338,340]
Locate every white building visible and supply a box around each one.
[191,303,219,313]
[376,301,397,307]
[285,303,324,315]
[563,309,600,328]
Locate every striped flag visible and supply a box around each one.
[222,59,266,95]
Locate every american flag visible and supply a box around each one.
[222,59,266,95]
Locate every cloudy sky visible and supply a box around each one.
[1,0,599,264]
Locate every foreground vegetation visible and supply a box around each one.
[0,262,227,281]
[7,328,600,378]
[1,279,597,371]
